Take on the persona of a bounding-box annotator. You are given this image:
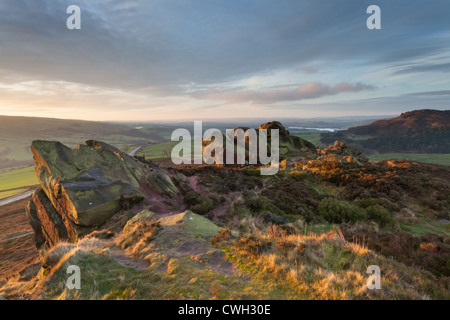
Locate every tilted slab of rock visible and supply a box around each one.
[26,140,179,249]
[145,170,180,196]
[26,189,91,248]
[30,140,146,227]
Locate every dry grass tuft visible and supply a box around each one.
[211,216,449,299]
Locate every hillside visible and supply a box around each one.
[0,121,449,300]
[348,109,449,135]
[0,116,174,173]
[321,110,450,154]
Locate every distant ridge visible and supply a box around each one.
[321,109,450,154]
[347,109,450,136]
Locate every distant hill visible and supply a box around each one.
[0,116,172,172]
[321,109,450,154]
[347,109,449,135]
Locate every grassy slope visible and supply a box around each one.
[368,153,450,166]
[1,153,449,299]
[137,140,204,160]
[290,131,325,148]
[0,117,178,198]
[0,166,38,200]
[3,215,447,300]
[0,116,175,173]
[1,120,448,299]
[0,125,174,199]
[139,124,176,141]
[316,130,450,166]
[137,141,178,159]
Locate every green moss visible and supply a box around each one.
[159,211,221,239]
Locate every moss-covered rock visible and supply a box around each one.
[201,121,318,166]
[159,210,221,239]
[145,170,179,196]
[27,140,178,249]
[258,121,317,158]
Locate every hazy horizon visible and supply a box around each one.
[1,1,449,121]
[0,112,399,124]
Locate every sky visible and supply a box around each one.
[0,0,449,121]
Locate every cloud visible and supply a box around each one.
[194,82,376,104]
[295,67,318,74]
[0,0,449,92]
[0,0,449,119]
[404,90,450,96]
[393,63,450,75]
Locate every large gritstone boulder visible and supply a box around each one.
[26,140,178,250]
[257,121,317,158]
[201,121,318,166]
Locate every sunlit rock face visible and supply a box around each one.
[318,140,369,165]
[26,140,178,250]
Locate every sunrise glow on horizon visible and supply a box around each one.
[0,1,449,121]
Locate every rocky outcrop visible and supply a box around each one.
[201,121,317,166]
[257,121,317,157]
[26,140,179,250]
[322,110,450,154]
[347,109,450,136]
[318,140,368,165]
[145,171,179,196]
[299,140,369,174]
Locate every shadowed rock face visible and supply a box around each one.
[26,140,179,250]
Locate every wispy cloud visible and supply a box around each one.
[404,90,450,96]
[393,62,450,75]
[194,82,376,104]
[0,0,449,120]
